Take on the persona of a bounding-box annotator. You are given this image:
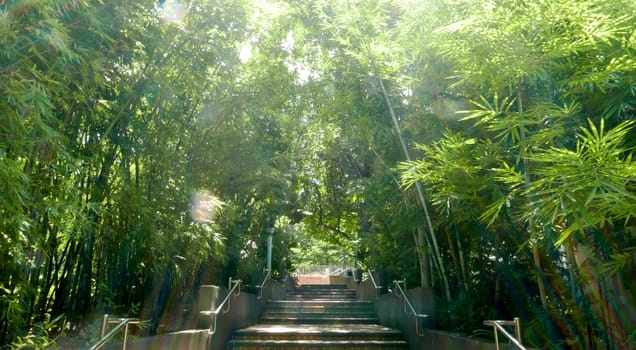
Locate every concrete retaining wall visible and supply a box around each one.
[105,279,291,350]
[110,276,527,350]
[347,275,525,350]
[205,278,292,350]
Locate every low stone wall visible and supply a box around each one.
[296,275,343,285]
[416,329,524,350]
[205,278,292,350]
[347,274,525,350]
[204,288,261,350]
[375,285,435,349]
[109,279,290,350]
[296,275,329,285]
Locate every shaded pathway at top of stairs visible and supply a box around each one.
[227,283,409,349]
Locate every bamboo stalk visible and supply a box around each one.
[362,35,451,303]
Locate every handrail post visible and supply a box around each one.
[90,317,140,350]
[514,317,521,342]
[223,278,239,314]
[483,319,526,350]
[256,269,271,300]
[122,323,129,350]
[367,269,382,299]
[100,314,109,339]
[493,324,500,350]
[392,279,430,337]
[205,277,242,335]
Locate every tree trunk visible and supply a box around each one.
[494,231,501,305]
[531,244,548,309]
[75,148,117,322]
[147,266,173,336]
[445,227,464,294]
[455,227,469,294]
[52,237,78,318]
[364,41,451,302]
[516,87,549,309]
[413,229,429,288]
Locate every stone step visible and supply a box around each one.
[263,303,375,316]
[291,291,357,296]
[268,300,373,307]
[227,282,408,350]
[286,296,358,301]
[232,324,405,342]
[295,284,348,289]
[227,339,409,349]
[294,286,351,290]
[265,305,373,311]
[288,292,356,299]
[293,287,355,292]
[290,294,356,297]
[260,316,379,324]
[287,293,357,299]
[262,312,378,319]
[264,305,374,314]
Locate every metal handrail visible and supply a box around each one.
[392,280,430,336]
[296,265,348,277]
[256,270,271,299]
[200,277,241,334]
[367,269,382,299]
[310,267,346,278]
[327,267,346,276]
[483,318,526,350]
[351,267,361,283]
[90,315,140,350]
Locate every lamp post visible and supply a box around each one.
[352,239,360,269]
[352,238,361,282]
[266,227,274,273]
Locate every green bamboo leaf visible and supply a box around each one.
[555,220,584,246]
[479,196,508,227]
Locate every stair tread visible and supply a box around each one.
[226,283,408,349]
[266,305,373,309]
[261,315,378,319]
[236,324,403,335]
[229,339,408,345]
[265,311,373,314]
[263,312,376,316]
[269,300,372,304]
[296,284,347,287]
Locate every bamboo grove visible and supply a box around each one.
[1,0,635,349]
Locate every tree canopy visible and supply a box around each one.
[1,0,634,348]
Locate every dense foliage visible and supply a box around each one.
[1,0,634,349]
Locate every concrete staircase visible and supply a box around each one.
[227,284,409,349]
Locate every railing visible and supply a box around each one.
[326,267,346,277]
[483,318,526,350]
[90,315,141,350]
[295,265,348,276]
[256,269,271,299]
[392,280,430,336]
[367,269,382,299]
[351,268,361,283]
[200,277,241,334]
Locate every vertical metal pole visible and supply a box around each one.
[122,322,129,350]
[514,317,522,342]
[493,325,500,350]
[354,242,358,269]
[100,314,109,339]
[267,232,273,272]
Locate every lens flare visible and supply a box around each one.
[158,0,187,23]
[190,190,221,223]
